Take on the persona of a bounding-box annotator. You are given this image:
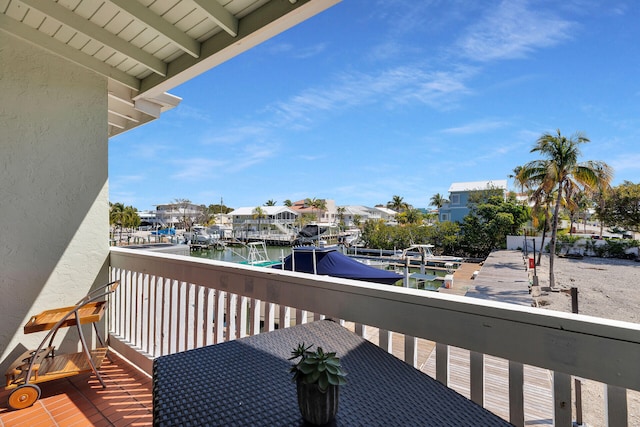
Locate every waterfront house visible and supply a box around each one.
[340,205,397,226]
[229,206,299,237]
[155,202,206,229]
[2,1,639,426]
[438,179,508,223]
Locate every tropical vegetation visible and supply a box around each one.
[111,136,636,263]
[109,202,140,241]
[516,130,613,288]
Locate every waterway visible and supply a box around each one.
[189,245,292,264]
[189,244,446,290]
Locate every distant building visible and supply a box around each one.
[339,206,397,226]
[288,199,339,223]
[228,206,299,232]
[156,203,205,228]
[438,180,508,223]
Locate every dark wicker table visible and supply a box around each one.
[153,320,511,426]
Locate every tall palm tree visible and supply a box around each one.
[283,199,293,207]
[518,130,612,288]
[336,206,346,230]
[109,202,125,241]
[429,193,448,209]
[589,162,613,238]
[265,199,277,206]
[387,195,408,212]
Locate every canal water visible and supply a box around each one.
[188,245,445,290]
[189,245,292,264]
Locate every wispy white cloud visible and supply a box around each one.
[298,154,326,161]
[294,43,327,59]
[264,42,326,59]
[457,0,574,62]
[269,65,474,125]
[173,105,212,123]
[440,119,508,135]
[610,153,640,172]
[170,158,226,181]
[200,125,269,145]
[226,142,280,173]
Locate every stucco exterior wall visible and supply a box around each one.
[0,34,110,371]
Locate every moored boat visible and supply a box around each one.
[274,246,402,285]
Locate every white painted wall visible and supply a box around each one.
[0,35,110,371]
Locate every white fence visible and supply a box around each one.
[108,247,640,426]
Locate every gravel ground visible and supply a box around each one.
[531,254,640,426]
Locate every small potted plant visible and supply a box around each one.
[289,343,347,425]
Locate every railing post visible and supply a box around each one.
[264,302,275,332]
[574,378,583,426]
[404,335,417,368]
[553,371,572,426]
[280,306,291,329]
[379,329,392,353]
[435,343,448,385]
[508,361,524,427]
[238,296,248,338]
[214,290,225,343]
[605,384,627,427]
[250,298,260,336]
[470,351,484,406]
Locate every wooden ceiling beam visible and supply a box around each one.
[192,0,239,37]
[20,0,168,77]
[107,0,200,58]
[0,13,140,90]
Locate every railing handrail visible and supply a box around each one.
[109,246,640,392]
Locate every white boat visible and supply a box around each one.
[340,228,362,246]
[184,225,224,247]
[295,223,340,245]
[400,244,462,269]
[238,241,282,267]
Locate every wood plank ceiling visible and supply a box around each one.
[0,0,339,137]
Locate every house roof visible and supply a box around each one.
[1,0,339,137]
[448,180,508,193]
[229,206,298,216]
[374,206,397,215]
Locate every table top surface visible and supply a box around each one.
[153,320,511,426]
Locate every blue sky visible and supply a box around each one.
[109,0,640,211]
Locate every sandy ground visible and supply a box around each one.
[531,254,640,426]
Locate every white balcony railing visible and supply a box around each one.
[108,247,640,426]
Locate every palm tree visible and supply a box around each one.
[518,130,613,288]
[109,202,125,241]
[387,195,408,212]
[429,193,448,209]
[353,214,362,229]
[265,199,277,206]
[283,199,293,207]
[589,163,613,238]
[305,197,326,222]
[252,207,266,237]
[336,206,346,230]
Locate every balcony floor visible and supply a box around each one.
[0,352,152,427]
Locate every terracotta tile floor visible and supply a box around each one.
[0,352,152,427]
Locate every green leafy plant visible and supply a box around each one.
[289,343,347,392]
